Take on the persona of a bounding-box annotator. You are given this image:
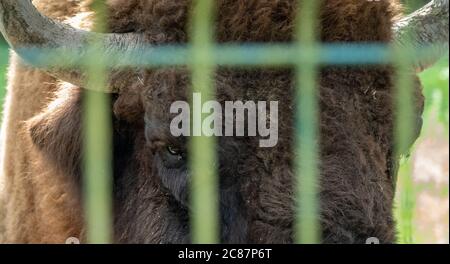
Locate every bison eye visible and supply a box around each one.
[161,144,186,169]
[167,145,183,158]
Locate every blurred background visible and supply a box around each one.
[0,0,448,243]
[396,0,449,244]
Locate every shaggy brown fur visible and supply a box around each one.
[0,0,424,243]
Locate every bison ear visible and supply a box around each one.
[27,86,84,182]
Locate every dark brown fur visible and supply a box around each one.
[2,0,424,243]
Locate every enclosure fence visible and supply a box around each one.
[2,0,438,243]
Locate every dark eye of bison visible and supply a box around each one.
[167,145,183,157]
[161,145,186,169]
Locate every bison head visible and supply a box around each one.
[0,0,443,243]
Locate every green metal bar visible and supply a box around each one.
[0,41,7,103]
[395,160,415,243]
[294,0,321,244]
[393,43,416,244]
[83,0,113,244]
[21,44,440,68]
[189,0,219,244]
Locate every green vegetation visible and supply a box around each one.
[395,56,449,244]
[421,58,449,130]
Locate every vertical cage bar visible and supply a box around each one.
[83,0,113,244]
[393,43,416,244]
[0,41,7,101]
[294,0,321,244]
[189,0,219,243]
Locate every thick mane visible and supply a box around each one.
[31,0,403,43]
[105,0,401,43]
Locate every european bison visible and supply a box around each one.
[0,0,447,243]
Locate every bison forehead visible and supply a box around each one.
[131,68,293,126]
[105,0,401,43]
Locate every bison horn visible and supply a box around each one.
[393,0,449,72]
[0,0,146,92]
[1,0,448,88]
